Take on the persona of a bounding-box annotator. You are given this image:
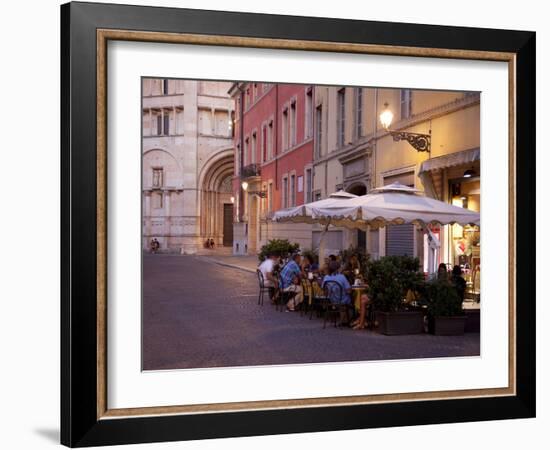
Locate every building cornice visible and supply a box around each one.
[338,141,373,165]
[228,82,245,97]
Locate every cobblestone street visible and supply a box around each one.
[142,254,480,370]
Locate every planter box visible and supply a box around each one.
[430,316,467,336]
[375,311,424,335]
[464,309,480,333]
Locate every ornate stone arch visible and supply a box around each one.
[197,148,235,245]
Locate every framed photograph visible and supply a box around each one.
[61,1,536,447]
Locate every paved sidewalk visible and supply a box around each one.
[143,254,480,370]
[196,254,259,273]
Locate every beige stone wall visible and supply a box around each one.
[258,222,313,252]
[142,79,234,253]
[313,86,480,262]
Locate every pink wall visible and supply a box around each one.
[234,82,314,213]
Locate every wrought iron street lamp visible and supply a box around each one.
[241,180,266,198]
[379,102,431,153]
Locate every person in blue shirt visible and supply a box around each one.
[279,253,304,311]
[321,261,353,325]
[322,261,352,305]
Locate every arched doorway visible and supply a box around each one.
[346,183,367,196]
[346,182,367,250]
[199,151,234,248]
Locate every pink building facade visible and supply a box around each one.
[229,82,315,255]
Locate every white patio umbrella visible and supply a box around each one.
[311,182,480,230]
[272,191,358,263]
[272,190,357,224]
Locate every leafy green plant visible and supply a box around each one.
[366,256,424,312]
[423,279,463,318]
[258,239,300,262]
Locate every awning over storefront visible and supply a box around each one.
[418,148,480,200]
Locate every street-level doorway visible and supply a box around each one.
[223,203,234,247]
[346,183,367,250]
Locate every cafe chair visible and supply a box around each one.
[275,274,297,312]
[256,269,271,306]
[321,280,352,329]
[300,278,312,317]
[308,279,326,320]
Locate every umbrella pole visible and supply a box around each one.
[317,219,331,269]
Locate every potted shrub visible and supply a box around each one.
[424,279,466,335]
[258,239,300,262]
[367,256,425,335]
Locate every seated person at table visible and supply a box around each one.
[321,254,338,276]
[351,292,372,330]
[436,263,449,281]
[451,265,466,302]
[322,261,352,324]
[322,261,352,305]
[343,254,361,282]
[258,253,278,300]
[280,253,304,311]
[301,254,319,275]
[346,254,361,274]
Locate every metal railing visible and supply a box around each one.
[240,163,261,178]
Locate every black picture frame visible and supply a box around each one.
[61,1,536,447]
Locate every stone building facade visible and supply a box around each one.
[142,79,235,253]
[313,85,480,268]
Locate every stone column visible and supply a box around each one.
[227,108,232,137]
[248,195,257,254]
[211,108,216,135]
[181,80,199,253]
[148,108,152,136]
[206,191,211,238]
[143,191,152,248]
[172,106,177,135]
[164,191,171,246]
[213,191,219,244]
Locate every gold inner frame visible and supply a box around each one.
[96,28,516,420]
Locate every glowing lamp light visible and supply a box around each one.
[241,181,249,191]
[230,196,235,204]
[379,102,394,130]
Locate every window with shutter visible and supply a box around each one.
[384,172,416,257]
